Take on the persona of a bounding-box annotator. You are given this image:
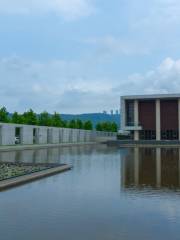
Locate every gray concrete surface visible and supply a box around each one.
[0,164,72,191]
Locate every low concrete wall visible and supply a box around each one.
[0,123,117,146]
[21,125,33,145]
[38,127,48,144]
[1,124,15,145]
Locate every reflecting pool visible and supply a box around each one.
[0,145,180,240]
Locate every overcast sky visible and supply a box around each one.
[1,0,180,113]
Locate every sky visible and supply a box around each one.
[1,0,180,113]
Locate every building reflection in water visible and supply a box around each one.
[0,145,98,166]
[121,148,180,189]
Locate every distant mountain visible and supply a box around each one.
[61,113,120,128]
[8,112,121,129]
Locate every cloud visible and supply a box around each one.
[1,56,180,114]
[132,0,180,30]
[85,36,149,57]
[116,57,180,96]
[0,56,117,113]
[0,0,94,20]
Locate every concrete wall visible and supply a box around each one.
[38,127,48,144]
[21,125,33,145]
[0,124,15,145]
[62,128,70,143]
[79,130,85,142]
[51,128,59,144]
[72,129,78,143]
[0,123,117,146]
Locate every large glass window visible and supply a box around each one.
[126,100,134,126]
[161,130,178,140]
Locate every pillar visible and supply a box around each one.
[121,97,126,129]
[178,99,180,141]
[38,127,48,144]
[156,99,161,140]
[1,124,15,145]
[156,148,161,188]
[21,125,33,144]
[51,128,59,143]
[134,100,139,140]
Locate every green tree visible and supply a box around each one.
[96,121,118,132]
[38,111,52,126]
[96,123,102,131]
[62,120,67,128]
[23,109,37,125]
[68,119,76,128]
[51,112,63,127]
[0,107,9,123]
[76,119,83,129]
[11,112,24,124]
[111,122,118,132]
[83,120,93,130]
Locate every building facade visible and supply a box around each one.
[121,94,180,141]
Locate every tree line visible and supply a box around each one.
[0,107,118,132]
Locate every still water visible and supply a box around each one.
[0,145,180,240]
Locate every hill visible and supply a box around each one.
[61,113,120,128]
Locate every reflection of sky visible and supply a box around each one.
[0,146,180,239]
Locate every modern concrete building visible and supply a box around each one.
[121,94,180,141]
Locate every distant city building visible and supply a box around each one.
[110,110,113,115]
[120,94,180,141]
[103,110,107,114]
[115,110,119,115]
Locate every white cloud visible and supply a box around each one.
[0,0,94,20]
[85,36,149,56]
[116,57,180,96]
[0,56,116,113]
[1,56,180,114]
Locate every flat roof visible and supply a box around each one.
[121,93,180,100]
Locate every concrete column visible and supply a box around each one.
[79,130,85,142]
[156,99,161,140]
[134,100,139,140]
[72,129,78,143]
[121,97,126,129]
[21,125,33,145]
[178,99,180,141]
[59,128,63,143]
[134,148,139,186]
[47,128,52,143]
[0,124,15,145]
[156,148,161,188]
[38,127,48,144]
[69,129,73,143]
[51,128,59,143]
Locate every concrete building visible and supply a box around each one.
[121,94,180,141]
[0,123,117,146]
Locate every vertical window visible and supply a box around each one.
[126,100,134,126]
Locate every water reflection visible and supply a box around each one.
[0,144,110,166]
[121,148,180,189]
